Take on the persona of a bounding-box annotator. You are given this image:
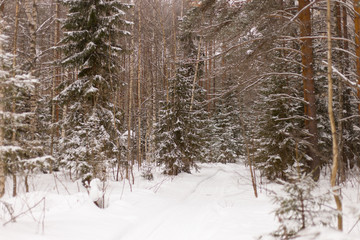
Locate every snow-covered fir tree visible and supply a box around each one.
[272,167,334,239]
[0,17,50,195]
[155,64,208,175]
[211,79,242,164]
[254,58,306,180]
[57,0,132,183]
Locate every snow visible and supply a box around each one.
[89,178,103,202]
[0,163,360,240]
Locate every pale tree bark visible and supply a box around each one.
[298,0,319,180]
[326,0,343,231]
[0,1,5,198]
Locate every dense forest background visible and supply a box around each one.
[1,0,360,227]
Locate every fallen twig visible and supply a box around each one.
[3,197,45,226]
[0,201,15,222]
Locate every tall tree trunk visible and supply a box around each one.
[0,1,5,198]
[208,40,212,112]
[326,0,343,231]
[137,2,142,170]
[298,0,319,179]
[212,40,216,112]
[127,7,135,183]
[355,0,360,117]
[171,4,177,81]
[239,115,257,198]
[335,1,345,182]
[25,0,38,186]
[343,0,353,169]
[11,0,20,197]
[50,0,61,172]
[161,7,169,104]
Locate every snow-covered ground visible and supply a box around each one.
[0,163,360,240]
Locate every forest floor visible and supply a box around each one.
[0,162,360,240]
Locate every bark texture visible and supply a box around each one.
[0,2,5,198]
[327,0,343,231]
[298,0,319,179]
[355,0,360,118]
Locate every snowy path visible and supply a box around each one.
[1,164,276,240]
[118,165,275,240]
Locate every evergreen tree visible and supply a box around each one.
[154,4,211,175]
[272,168,334,239]
[1,15,51,195]
[254,47,306,180]
[155,65,207,175]
[211,80,242,164]
[57,0,131,183]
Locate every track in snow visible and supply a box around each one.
[117,164,275,240]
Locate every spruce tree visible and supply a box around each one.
[57,0,131,183]
[1,15,50,195]
[255,74,306,180]
[155,65,207,175]
[253,40,307,180]
[154,4,210,175]
[272,168,334,239]
[212,80,242,164]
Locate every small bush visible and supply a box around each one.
[271,168,334,239]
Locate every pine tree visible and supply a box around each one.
[57,0,131,183]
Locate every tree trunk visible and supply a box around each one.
[51,0,61,165]
[355,0,360,117]
[212,40,216,111]
[11,0,20,197]
[24,0,37,72]
[239,115,257,198]
[0,2,5,198]
[298,0,319,179]
[25,175,29,192]
[127,6,135,183]
[171,5,177,81]
[343,0,353,169]
[12,172,16,197]
[137,1,142,170]
[190,38,202,111]
[326,0,343,231]
[335,1,345,182]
